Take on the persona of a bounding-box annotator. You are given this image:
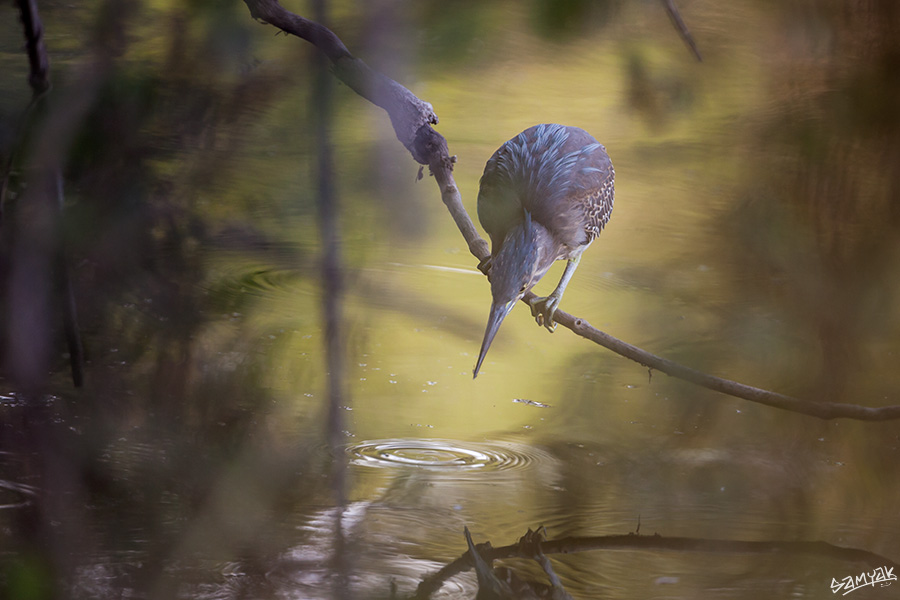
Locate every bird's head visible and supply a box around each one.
[473,211,554,378]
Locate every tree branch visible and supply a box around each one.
[415,528,899,598]
[547,304,900,421]
[241,0,900,421]
[243,0,489,262]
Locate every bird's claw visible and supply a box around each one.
[529,296,559,332]
[477,256,493,278]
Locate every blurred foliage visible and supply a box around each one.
[720,0,900,403]
[1,555,53,600]
[530,0,623,39]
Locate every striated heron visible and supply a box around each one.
[473,124,615,378]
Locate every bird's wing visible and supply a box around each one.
[568,144,615,243]
[477,124,615,250]
[529,127,615,249]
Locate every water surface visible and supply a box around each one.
[1,1,898,598]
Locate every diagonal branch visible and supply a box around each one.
[241,0,900,421]
[549,304,900,420]
[242,0,489,273]
[662,0,703,61]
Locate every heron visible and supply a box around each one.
[473,124,615,378]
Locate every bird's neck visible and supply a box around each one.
[530,220,561,281]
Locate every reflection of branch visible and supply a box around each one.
[416,529,900,598]
[463,527,516,598]
[463,526,574,600]
[308,3,350,596]
[240,1,900,422]
[662,0,702,62]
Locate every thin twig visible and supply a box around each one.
[546,303,900,421]
[662,0,703,61]
[240,0,900,422]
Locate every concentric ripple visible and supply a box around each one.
[346,438,543,472]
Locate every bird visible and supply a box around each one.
[473,124,614,378]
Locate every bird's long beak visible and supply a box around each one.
[473,298,518,378]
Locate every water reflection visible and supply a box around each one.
[0,479,36,511]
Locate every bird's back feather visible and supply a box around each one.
[477,124,614,259]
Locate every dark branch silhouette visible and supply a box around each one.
[662,0,702,61]
[240,0,900,421]
[5,0,84,388]
[16,0,50,92]
[415,527,900,599]
[309,2,350,598]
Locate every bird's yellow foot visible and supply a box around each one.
[529,295,560,332]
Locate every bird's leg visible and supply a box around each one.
[529,254,581,332]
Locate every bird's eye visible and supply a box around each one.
[519,283,527,293]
